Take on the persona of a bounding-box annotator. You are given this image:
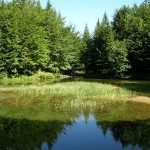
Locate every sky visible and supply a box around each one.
[41,0,143,33]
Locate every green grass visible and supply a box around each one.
[0,81,134,112]
[92,79,150,97]
[69,78,150,97]
[0,71,57,85]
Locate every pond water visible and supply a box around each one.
[0,79,150,149]
[52,115,144,150]
[0,110,150,150]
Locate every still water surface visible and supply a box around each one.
[52,115,142,150]
[0,112,150,150]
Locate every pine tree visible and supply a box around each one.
[91,13,130,78]
[92,13,110,75]
[82,24,91,74]
[104,28,130,78]
[113,4,150,77]
[0,0,49,76]
[112,5,131,40]
[43,0,84,74]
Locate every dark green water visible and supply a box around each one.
[0,106,150,150]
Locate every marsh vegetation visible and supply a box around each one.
[0,76,150,119]
[0,78,136,113]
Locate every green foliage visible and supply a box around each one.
[103,29,130,78]
[0,0,84,77]
[0,72,7,79]
[89,15,110,74]
[32,71,55,80]
[82,2,149,79]
[0,0,149,79]
[112,5,131,40]
[86,14,130,78]
[0,0,49,76]
[81,24,91,74]
[0,71,56,85]
[112,3,150,75]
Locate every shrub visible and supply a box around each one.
[32,71,55,80]
[0,72,7,79]
[0,71,56,85]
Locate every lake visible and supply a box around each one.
[0,104,150,150]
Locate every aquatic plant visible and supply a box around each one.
[0,81,134,112]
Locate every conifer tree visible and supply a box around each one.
[104,28,130,78]
[113,3,150,77]
[92,13,110,75]
[82,24,91,74]
[0,0,49,76]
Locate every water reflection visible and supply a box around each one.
[0,114,150,150]
[0,117,74,150]
[96,120,150,150]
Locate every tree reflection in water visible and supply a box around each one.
[0,114,150,150]
[96,120,150,150]
[0,117,74,150]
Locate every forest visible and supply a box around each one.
[0,0,150,79]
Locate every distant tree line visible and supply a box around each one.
[0,0,150,79]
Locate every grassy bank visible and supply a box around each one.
[0,80,135,112]
[0,71,58,85]
[91,79,150,97]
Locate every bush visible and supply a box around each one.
[0,71,56,85]
[33,71,55,80]
[0,72,7,79]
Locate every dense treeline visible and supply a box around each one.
[0,0,150,78]
[113,3,150,78]
[0,0,85,77]
[83,1,150,79]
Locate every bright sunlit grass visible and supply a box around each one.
[0,81,135,112]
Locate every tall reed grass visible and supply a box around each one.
[0,81,135,112]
